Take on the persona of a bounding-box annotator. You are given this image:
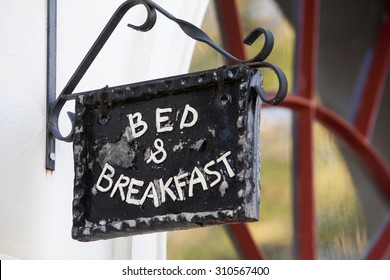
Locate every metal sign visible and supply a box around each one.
[45,0,287,242]
[72,65,262,241]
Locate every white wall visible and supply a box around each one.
[0,0,209,259]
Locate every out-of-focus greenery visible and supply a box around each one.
[167,224,238,260]
[314,123,367,259]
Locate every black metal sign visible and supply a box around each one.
[72,65,262,241]
[45,0,287,242]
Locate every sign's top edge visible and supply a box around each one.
[73,64,259,101]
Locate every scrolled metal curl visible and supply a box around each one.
[248,61,288,105]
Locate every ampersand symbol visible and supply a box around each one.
[146,138,167,164]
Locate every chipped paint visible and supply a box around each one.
[97,129,136,169]
[189,138,206,151]
[144,147,151,161]
[208,127,216,137]
[112,221,123,230]
[173,141,186,151]
[91,185,97,196]
[219,180,229,197]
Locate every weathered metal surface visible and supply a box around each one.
[72,65,262,241]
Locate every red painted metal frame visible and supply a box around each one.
[352,2,390,258]
[216,0,390,259]
[228,224,266,260]
[215,0,246,63]
[288,0,390,259]
[278,95,390,259]
[279,96,390,203]
[293,0,319,260]
[365,217,390,260]
[354,2,390,138]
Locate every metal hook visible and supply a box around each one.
[248,61,288,105]
[97,86,110,124]
[216,65,229,104]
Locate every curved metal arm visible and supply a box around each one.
[48,0,285,142]
[143,1,274,63]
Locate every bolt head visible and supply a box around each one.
[49,153,56,161]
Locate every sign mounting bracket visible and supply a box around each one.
[46,0,57,170]
[45,0,287,170]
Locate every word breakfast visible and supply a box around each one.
[96,104,236,208]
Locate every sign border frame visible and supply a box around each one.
[72,65,262,241]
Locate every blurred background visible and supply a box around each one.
[167,0,390,260]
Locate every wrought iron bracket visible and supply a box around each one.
[46,0,57,170]
[46,0,288,170]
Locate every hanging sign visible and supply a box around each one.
[72,65,262,241]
